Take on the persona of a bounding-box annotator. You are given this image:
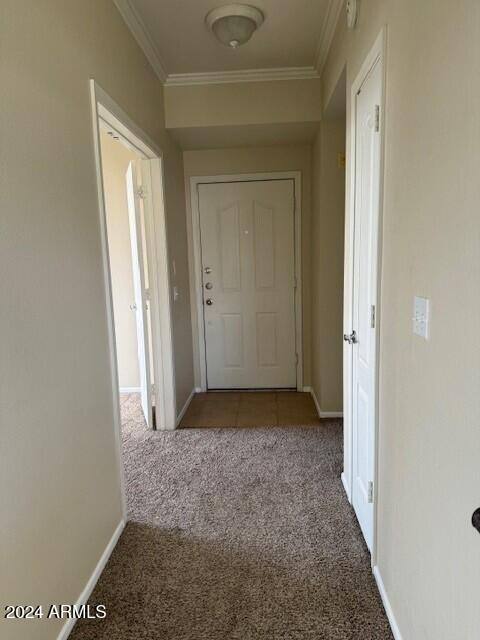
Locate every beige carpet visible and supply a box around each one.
[70,393,393,640]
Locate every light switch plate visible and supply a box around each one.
[413,296,429,339]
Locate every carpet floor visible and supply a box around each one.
[70,393,393,640]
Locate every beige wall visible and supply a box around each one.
[100,131,140,390]
[324,1,480,637]
[183,146,312,389]
[0,2,192,639]
[311,120,345,412]
[165,79,322,129]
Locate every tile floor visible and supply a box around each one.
[179,391,321,428]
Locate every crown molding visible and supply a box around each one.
[315,0,344,73]
[113,0,339,87]
[165,66,320,87]
[113,0,168,83]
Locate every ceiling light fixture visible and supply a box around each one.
[205,4,264,49]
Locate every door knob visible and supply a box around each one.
[205,298,213,306]
[472,508,480,534]
[343,330,357,344]
[204,267,212,274]
[205,282,213,290]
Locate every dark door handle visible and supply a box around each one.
[472,508,480,533]
[343,330,357,345]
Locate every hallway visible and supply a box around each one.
[70,394,392,639]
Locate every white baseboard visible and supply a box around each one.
[320,410,344,418]
[373,566,403,640]
[119,386,141,393]
[341,471,351,502]
[176,388,196,426]
[307,385,320,415]
[195,386,202,393]
[307,386,344,419]
[58,519,125,640]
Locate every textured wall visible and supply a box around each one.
[324,1,480,637]
[311,120,345,412]
[165,79,322,128]
[183,146,312,390]
[0,2,192,638]
[100,131,140,390]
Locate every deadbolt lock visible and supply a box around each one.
[205,282,213,290]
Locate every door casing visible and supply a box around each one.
[90,81,178,518]
[343,28,387,567]
[189,172,303,392]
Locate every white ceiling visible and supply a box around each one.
[128,0,333,75]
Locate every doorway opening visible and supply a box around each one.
[98,127,156,429]
[90,81,178,514]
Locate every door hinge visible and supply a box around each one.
[136,186,147,200]
[368,481,374,503]
[374,105,380,132]
[370,304,376,329]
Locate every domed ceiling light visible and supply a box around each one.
[205,4,264,49]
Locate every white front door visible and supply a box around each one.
[349,58,382,550]
[125,162,153,428]
[198,179,297,389]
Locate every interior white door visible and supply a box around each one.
[125,162,153,428]
[350,58,382,550]
[198,179,297,389]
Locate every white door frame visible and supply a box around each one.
[189,172,303,392]
[343,29,387,566]
[90,81,177,512]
